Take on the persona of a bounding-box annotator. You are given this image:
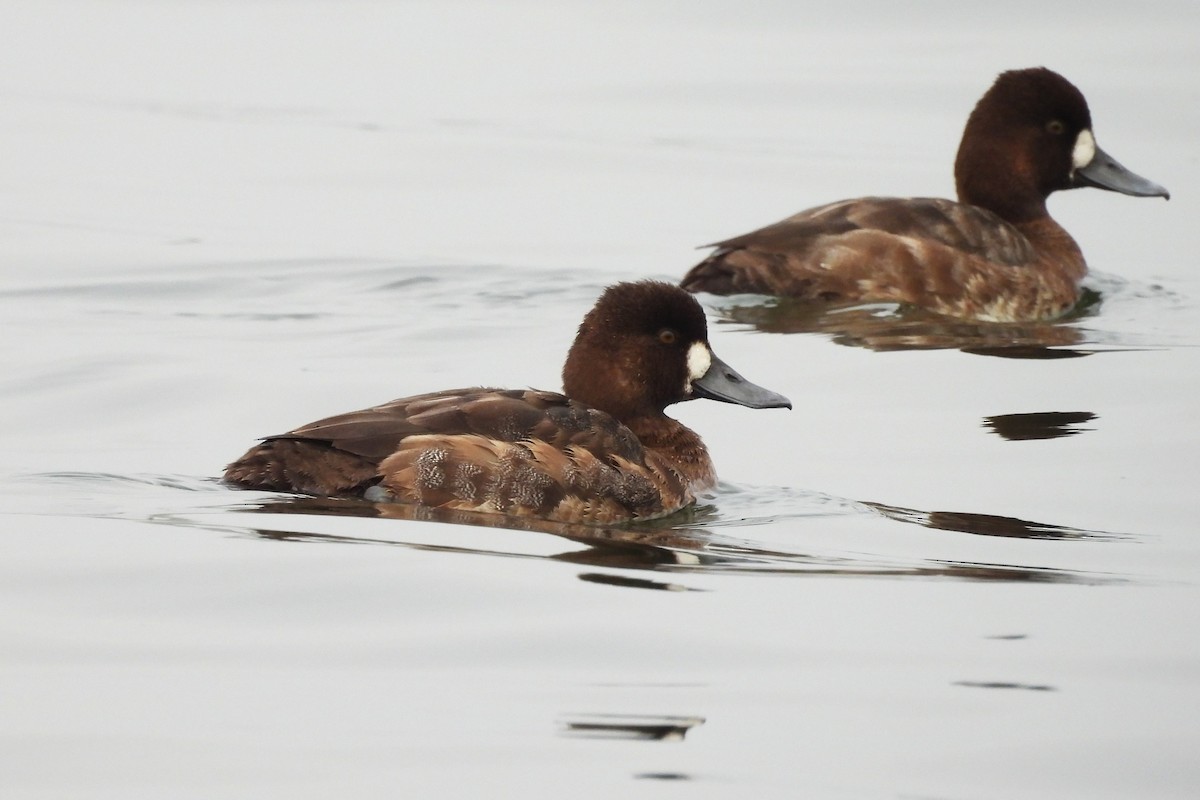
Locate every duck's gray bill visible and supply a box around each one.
[1074,144,1169,199]
[693,353,791,409]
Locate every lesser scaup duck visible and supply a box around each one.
[680,67,1169,322]
[224,281,791,524]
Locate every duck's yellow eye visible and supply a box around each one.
[1046,119,1066,135]
[658,329,678,345]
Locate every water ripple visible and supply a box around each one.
[6,471,1139,586]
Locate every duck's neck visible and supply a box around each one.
[624,413,716,491]
[955,138,1051,227]
[957,182,1049,227]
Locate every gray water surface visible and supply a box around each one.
[3,2,1199,798]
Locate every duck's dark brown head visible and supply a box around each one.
[954,67,1167,224]
[562,281,790,421]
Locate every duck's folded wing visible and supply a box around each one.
[277,388,643,460]
[275,388,503,460]
[711,197,1033,261]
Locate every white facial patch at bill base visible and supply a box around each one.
[685,342,712,393]
[1072,129,1097,172]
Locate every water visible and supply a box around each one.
[3,2,1199,797]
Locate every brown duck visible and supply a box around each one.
[224,281,791,524]
[681,67,1169,322]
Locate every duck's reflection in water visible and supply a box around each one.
[233,493,1126,585]
[865,502,1124,541]
[983,411,1096,440]
[560,713,705,741]
[576,572,703,592]
[954,680,1056,692]
[709,291,1102,358]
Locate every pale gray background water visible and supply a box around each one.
[3,1,1199,797]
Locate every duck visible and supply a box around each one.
[223,280,791,524]
[680,67,1169,322]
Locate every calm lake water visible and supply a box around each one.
[3,2,1199,797]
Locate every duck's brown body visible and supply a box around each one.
[684,197,1086,321]
[225,387,712,524]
